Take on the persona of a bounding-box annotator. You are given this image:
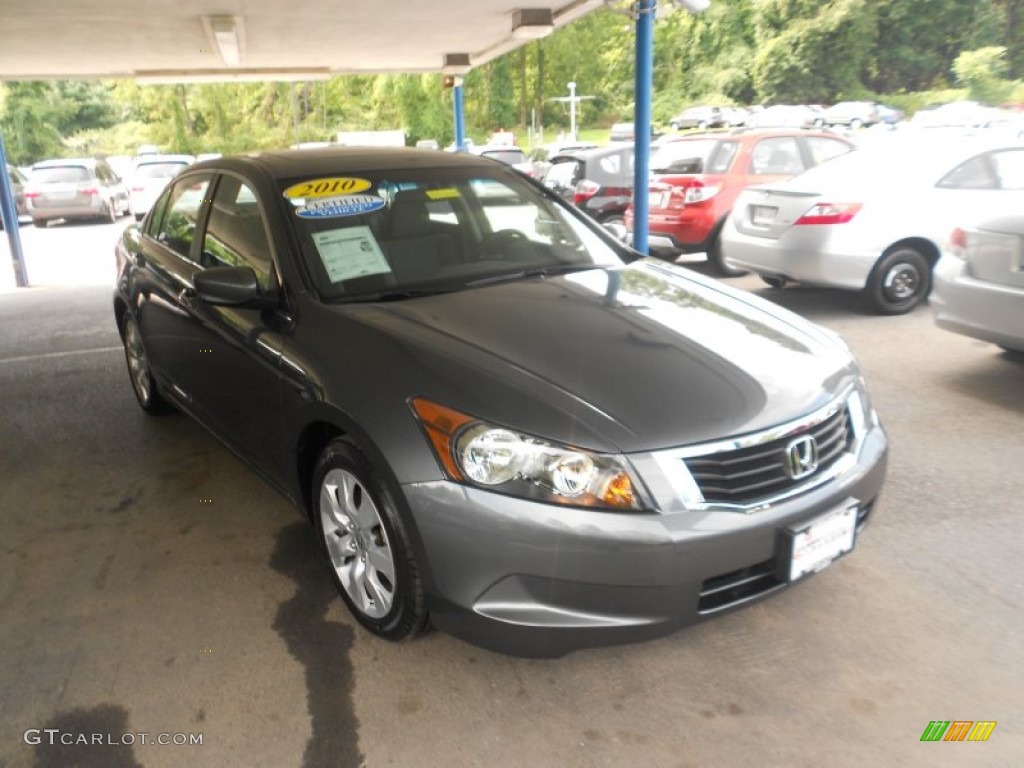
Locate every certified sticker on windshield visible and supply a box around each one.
[283,177,371,200]
[295,194,387,219]
[312,226,392,283]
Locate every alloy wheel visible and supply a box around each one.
[319,468,396,619]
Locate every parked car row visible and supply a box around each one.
[668,102,905,133]
[625,129,855,275]
[17,153,195,227]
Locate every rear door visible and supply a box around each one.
[134,172,215,402]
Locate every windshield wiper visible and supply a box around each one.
[464,264,592,288]
[332,288,451,304]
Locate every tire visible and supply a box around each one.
[866,246,931,315]
[707,223,748,277]
[698,121,709,131]
[850,118,864,130]
[121,315,174,414]
[314,439,428,642]
[670,121,681,131]
[32,219,48,228]
[103,200,117,223]
[760,274,788,289]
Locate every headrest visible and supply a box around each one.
[387,189,432,238]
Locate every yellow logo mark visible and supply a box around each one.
[283,177,371,200]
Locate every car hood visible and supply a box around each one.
[330,260,857,454]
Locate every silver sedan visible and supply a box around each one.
[722,135,1024,314]
[933,213,1024,352]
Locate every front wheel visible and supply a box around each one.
[707,225,748,277]
[314,439,428,642]
[866,246,931,315]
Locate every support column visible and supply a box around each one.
[453,80,467,151]
[0,130,29,287]
[632,0,655,256]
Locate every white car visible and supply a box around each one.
[128,154,195,220]
[722,136,1024,314]
[933,214,1024,353]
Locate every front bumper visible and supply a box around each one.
[404,421,887,657]
[933,256,1024,351]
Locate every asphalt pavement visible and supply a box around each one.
[0,221,1021,767]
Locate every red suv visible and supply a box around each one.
[625,129,853,275]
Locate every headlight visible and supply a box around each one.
[411,398,642,511]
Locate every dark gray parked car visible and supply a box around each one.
[113,147,888,657]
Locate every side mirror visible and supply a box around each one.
[194,266,275,308]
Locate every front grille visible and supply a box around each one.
[686,407,854,506]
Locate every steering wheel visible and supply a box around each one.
[479,229,529,259]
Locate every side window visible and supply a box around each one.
[154,174,213,260]
[750,137,804,175]
[707,141,739,174]
[804,137,852,167]
[938,155,998,190]
[991,149,1024,190]
[202,176,274,289]
[597,153,621,177]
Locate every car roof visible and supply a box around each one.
[190,146,503,179]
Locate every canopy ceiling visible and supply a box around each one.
[0,0,606,81]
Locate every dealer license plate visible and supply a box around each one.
[751,205,777,226]
[786,504,857,581]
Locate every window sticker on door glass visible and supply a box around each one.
[296,194,387,219]
[283,177,372,200]
[312,226,392,283]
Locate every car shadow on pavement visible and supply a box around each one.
[31,704,142,768]
[270,522,364,768]
[939,348,1024,414]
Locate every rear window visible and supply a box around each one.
[134,162,190,179]
[544,159,582,187]
[481,150,527,165]
[31,166,90,183]
[650,140,720,174]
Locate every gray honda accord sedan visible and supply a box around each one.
[113,147,887,657]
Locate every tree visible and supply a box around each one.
[954,46,1013,102]
[0,82,65,164]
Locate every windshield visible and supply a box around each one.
[283,165,624,301]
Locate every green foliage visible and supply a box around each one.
[0,82,66,164]
[2,3,1022,164]
[953,46,1015,102]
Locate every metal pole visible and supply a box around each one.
[568,81,577,140]
[453,80,467,151]
[633,0,655,255]
[0,130,29,287]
